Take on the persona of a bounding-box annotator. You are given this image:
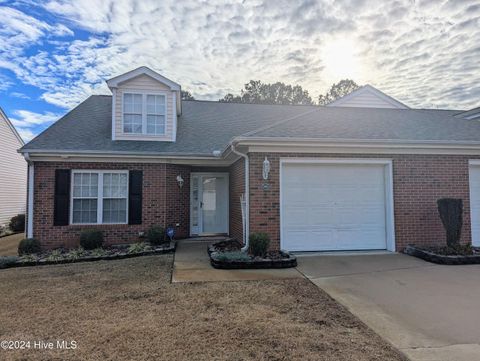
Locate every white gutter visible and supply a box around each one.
[230,144,249,252]
[24,153,34,239]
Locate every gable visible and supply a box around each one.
[327,85,409,109]
[117,74,172,91]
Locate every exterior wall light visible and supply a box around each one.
[176,175,184,188]
[262,157,271,180]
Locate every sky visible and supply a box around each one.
[0,0,479,142]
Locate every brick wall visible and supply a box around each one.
[33,162,191,249]
[248,153,476,251]
[229,158,245,243]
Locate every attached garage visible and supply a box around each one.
[280,159,395,252]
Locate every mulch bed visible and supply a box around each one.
[404,244,480,265]
[0,242,175,269]
[208,239,297,269]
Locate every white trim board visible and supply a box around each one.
[279,158,395,252]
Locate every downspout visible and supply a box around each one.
[24,152,34,239]
[230,143,249,252]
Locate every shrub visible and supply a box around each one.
[80,229,104,250]
[90,248,107,257]
[437,198,463,248]
[249,233,270,258]
[215,251,252,262]
[128,242,149,254]
[9,214,25,232]
[0,256,18,269]
[146,225,165,245]
[18,238,41,256]
[46,249,64,263]
[66,247,85,261]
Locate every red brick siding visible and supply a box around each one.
[33,162,191,249]
[165,164,191,239]
[249,153,475,251]
[229,158,245,243]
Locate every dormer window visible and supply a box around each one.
[123,92,166,135]
[108,66,181,142]
[123,93,143,133]
[146,94,166,135]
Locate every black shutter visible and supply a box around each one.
[129,170,143,225]
[54,169,71,226]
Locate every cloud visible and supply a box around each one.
[9,109,61,141]
[0,0,478,113]
[10,92,30,99]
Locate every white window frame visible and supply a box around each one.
[122,89,167,136]
[70,170,129,225]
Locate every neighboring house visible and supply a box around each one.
[19,66,480,251]
[0,107,26,227]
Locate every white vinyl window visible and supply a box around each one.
[123,92,166,135]
[146,94,166,135]
[71,171,128,224]
[123,94,143,134]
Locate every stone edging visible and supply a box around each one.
[404,245,480,265]
[0,242,176,270]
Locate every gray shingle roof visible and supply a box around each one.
[21,95,480,156]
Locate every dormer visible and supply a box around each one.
[107,66,181,142]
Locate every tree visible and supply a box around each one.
[181,90,195,100]
[317,79,360,105]
[437,198,463,248]
[219,80,314,105]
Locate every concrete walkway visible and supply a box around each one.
[296,253,480,361]
[172,239,303,283]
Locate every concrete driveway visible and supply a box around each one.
[296,253,480,361]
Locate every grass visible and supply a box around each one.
[0,255,406,361]
[0,233,24,256]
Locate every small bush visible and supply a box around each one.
[146,225,165,245]
[66,247,85,261]
[90,248,107,257]
[80,229,104,250]
[128,242,149,254]
[249,233,270,258]
[9,214,25,232]
[0,256,18,269]
[46,249,64,263]
[18,238,41,256]
[215,251,252,262]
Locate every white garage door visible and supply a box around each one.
[469,165,480,246]
[281,161,388,251]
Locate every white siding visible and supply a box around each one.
[0,112,26,226]
[114,74,176,141]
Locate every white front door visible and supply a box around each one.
[281,160,393,252]
[190,173,229,235]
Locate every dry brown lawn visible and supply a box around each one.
[0,255,407,361]
[0,233,24,256]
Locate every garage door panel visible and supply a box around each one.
[281,162,388,252]
[284,229,334,251]
[469,166,480,246]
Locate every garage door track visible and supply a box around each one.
[296,253,480,361]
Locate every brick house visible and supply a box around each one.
[20,67,480,252]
